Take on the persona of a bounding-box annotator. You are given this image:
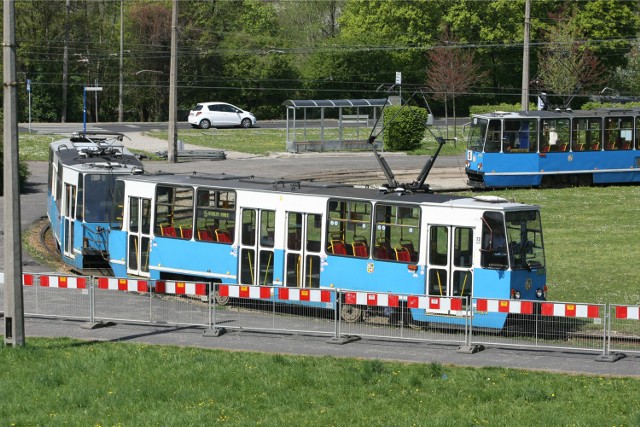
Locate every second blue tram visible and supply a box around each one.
[108,172,548,329]
[466,109,640,188]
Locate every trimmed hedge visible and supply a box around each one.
[383,106,429,151]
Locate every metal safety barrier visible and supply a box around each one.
[2,273,639,362]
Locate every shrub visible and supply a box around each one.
[0,143,31,196]
[383,105,429,151]
[469,103,537,115]
[580,101,640,110]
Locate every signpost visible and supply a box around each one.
[83,86,102,132]
[26,78,31,132]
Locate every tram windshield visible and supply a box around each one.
[481,210,545,270]
[83,173,118,222]
[467,118,488,152]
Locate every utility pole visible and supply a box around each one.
[4,0,25,346]
[118,0,124,122]
[168,0,178,163]
[521,0,531,111]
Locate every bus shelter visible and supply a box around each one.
[282,99,389,153]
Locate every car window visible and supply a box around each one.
[220,105,236,113]
[208,105,221,112]
[192,105,203,112]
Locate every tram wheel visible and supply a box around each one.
[340,304,362,323]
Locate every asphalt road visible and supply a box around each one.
[2,126,639,376]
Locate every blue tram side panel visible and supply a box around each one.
[109,173,548,330]
[46,132,144,271]
[465,109,640,189]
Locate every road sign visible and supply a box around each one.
[26,79,31,93]
[85,86,103,92]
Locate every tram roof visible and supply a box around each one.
[51,135,144,172]
[282,99,389,108]
[472,108,640,120]
[119,173,535,210]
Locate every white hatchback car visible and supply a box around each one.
[188,102,257,129]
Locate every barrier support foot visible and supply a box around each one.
[327,335,361,345]
[81,321,115,330]
[203,327,226,337]
[595,352,625,363]
[457,344,485,354]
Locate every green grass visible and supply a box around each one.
[148,126,468,157]
[18,133,57,161]
[459,186,640,305]
[1,338,639,426]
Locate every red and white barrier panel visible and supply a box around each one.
[278,287,332,303]
[219,284,271,300]
[155,280,207,296]
[614,305,640,320]
[345,291,399,307]
[97,277,149,293]
[409,296,464,313]
[476,299,533,314]
[541,302,600,319]
[23,273,87,289]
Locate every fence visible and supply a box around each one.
[2,273,639,362]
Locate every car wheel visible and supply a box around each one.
[199,119,211,129]
[240,118,252,128]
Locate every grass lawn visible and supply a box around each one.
[1,338,639,426]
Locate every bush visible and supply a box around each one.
[468,103,537,115]
[383,106,429,151]
[0,144,31,196]
[253,104,286,120]
[580,101,640,110]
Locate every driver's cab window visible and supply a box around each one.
[481,211,508,269]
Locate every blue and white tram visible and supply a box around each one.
[466,109,640,189]
[109,172,548,329]
[47,132,144,270]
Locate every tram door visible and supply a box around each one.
[284,212,322,288]
[62,183,77,260]
[126,196,152,277]
[239,209,276,286]
[427,225,474,310]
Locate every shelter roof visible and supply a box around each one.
[282,99,389,108]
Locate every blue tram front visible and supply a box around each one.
[47,133,144,270]
[109,173,547,329]
[466,109,640,188]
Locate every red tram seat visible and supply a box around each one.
[160,225,177,237]
[352,241,368,258]
[180,226,193,239]
[329,240,347,255]
[622,141,632,150]
[394,247,411,262]
[197,229,214,241]
[541,145,551,153]
[215,229,232,243]
[375,245,390,260]
[559,143,568,152]
[591,143,600,151]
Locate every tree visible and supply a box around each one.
[425,28,486,136]
[536,11,605,109]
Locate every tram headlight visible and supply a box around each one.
[536,288,544,299]
[513,291,521,299]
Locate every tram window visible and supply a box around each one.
[429,226,448,266]
[111,180,125,230]
[327,199,372,257]
[505,210,545,270]
[503,119,537,153]
[373,204,420,262]
[636,117,640,150]
[454,227,473,268]
[605,117,633,150]
[84,174,117,222]
[195,189,236,243]
[287,213,302,250]
[541,118,570,152]
[480,211,508,269]
[484,120,502,153]
[307,214,322,253]
[573,118,602,151]
[241,209,256,246]
[154,185,193,239]
[467,118,487,152]
[260,210,276,248]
